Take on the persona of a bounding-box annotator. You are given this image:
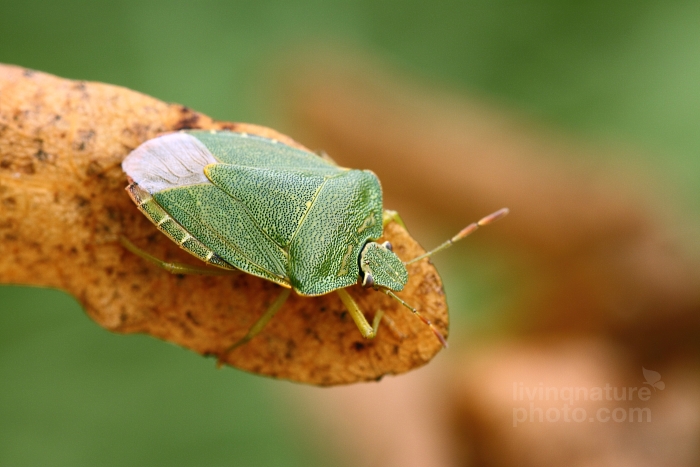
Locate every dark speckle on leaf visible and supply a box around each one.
[219,122,240,131]
[74,130,95,151]
[186,311,200,325]
[86,160,103,176]
[21,162,35,174]
[75,195,90,209]
[174,106,201,130]
[34,149,49,161]
[285,339,297,359]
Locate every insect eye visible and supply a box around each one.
[382,241,393,252]
[362,272,375,288]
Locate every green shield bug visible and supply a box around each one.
[121,129,507,354]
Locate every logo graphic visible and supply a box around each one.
[642,367,665,391]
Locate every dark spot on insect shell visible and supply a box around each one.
[0,159,10,169]
[105,267,114,276]
[174,106,201,130]
[353,342,367,351]
[319,306,326,312]
[392,345,400,355]
[339,311,348,321]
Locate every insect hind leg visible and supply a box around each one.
[120,237,239,276]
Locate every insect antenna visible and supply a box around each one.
[382,289,448,348]
[405,207,509,265]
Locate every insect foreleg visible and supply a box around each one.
[120,237,239,276]
[337,288,378,339]
[382,289,448,348]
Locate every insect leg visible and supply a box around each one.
[220,287,291,360]
[382,209,407,229]
[382,289,448,348]
[371,309,384,336]
[121,237,239,276]
[376,311,406,340]
[337,288,377,339]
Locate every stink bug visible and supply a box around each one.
[121,130,507,353]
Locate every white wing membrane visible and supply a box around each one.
[122,132,217,194]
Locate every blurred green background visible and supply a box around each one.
[1,1,699,465]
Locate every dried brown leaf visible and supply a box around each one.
[0,64,448,385]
